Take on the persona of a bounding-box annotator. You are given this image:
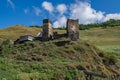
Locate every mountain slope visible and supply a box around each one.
[0,38,120,80]
[0,25,41,41]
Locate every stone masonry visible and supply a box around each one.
[66,19,79,40]
[42,19,53,41]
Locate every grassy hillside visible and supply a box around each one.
[80,27,120,45]
[53,27,120,64]
[0,25,120,79]
[79,27,120,65]
[0,25,42,42]
[0,38,119,80]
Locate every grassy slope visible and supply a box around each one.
[1,39,119,80]
[79,27,120,64]
[0,25,120,79]
[0,25,42,42]
[54,27,120,63]
[80,27,120,45]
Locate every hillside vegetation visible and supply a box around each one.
[0,25,120,79]
[79,19,120,30]
[80,26,120,66]
[0,38,120,80]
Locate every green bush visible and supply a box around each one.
[1,39,10,45]
[103,54,117,65]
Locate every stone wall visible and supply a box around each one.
[66,19,79,40]
[42,19,53,41]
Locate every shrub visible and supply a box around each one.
[99,52,104,57]
[103,54,117,65]
[2,39,10,45]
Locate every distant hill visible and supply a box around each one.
[79,19,120,30]
[0,25,42,42]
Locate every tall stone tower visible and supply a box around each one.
[42,19,53,41]
[66,19,79,40]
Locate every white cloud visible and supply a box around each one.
[24,8,29,14]
[43,1,120,28]
[32,6,41,16]
[7,0,15,9]
[53,16,67,28]
[53,1,105,27]
[70,1,104,24]
[104,13,120,21]
[69,1,120,24]
[56,4,67,14]
[42,1,54,13]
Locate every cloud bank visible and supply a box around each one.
[104,13,120,21]
[6,0,120,28]
[22,0,120,28]
[69,1,104,24]
[52,1,120,28]
[52,1,105,27]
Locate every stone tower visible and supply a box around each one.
[66,19,79,40]
[42,19,53,41]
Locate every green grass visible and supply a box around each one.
[79,26,120,64]
[97,45,120,54]
[80,26,120,45]
[97,45,120,63]
[0,39,118,79]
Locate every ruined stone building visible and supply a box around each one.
[42,19,53,41]
[14,19,80,44]
[66,19,79,40]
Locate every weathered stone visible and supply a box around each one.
[14,35,34,44]
[42,19,53,41]
[66,19,79,40]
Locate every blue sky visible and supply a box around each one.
[0,0,120,28]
